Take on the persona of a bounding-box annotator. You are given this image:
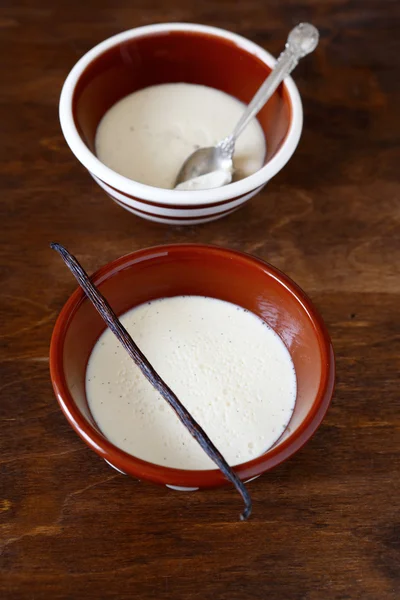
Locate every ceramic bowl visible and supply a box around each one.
[50,244,335,490]
[59,23,303,225]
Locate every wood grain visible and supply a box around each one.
[0,0,399,598]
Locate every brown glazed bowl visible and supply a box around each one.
[59,23,302,225]
[50,245,335,490]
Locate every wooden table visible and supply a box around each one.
[1,1,399,598]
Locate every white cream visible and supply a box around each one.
[86,296,296,470]
[95,83,266,189]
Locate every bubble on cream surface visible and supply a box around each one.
[86,296,296,470]
[95,83,266,189]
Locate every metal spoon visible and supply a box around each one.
[174,23,319,188]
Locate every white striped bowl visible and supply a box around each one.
[59,23,303,225]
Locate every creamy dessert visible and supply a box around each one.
[95,83,266,189]
[86,296,296,470]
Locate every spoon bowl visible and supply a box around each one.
[174,146,233,190]
[175,23,319,189]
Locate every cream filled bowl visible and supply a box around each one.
[59,23,303,225]
[50,245,335,490]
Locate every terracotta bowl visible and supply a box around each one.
[50,244,335,490]
[59,23,302,225]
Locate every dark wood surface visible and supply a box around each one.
[1,1,399,598]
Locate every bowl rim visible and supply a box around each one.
[59,22,303,207]
[50,243,335,487]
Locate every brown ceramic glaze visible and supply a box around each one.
[73,30,291,165]
[50,245,335,488]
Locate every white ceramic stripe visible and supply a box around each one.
[166,485,199,492]
[110,195,239,224]
[105,458,259,485]
[244,475,261,484]
[104,459,126,475]
[92,173,264,218]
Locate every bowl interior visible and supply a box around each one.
[73,29,291,167]
[58,246,326,470]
